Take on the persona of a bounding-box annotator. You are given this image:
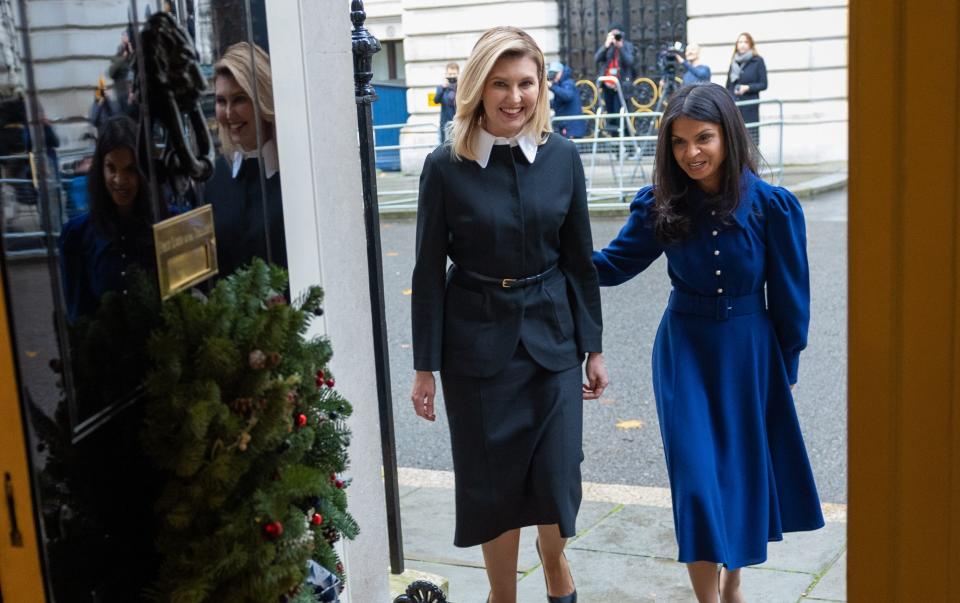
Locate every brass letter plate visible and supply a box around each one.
[153,205,218,300]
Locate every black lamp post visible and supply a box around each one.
[350,0,404,576]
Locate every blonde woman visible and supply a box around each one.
[410,26,607,603]
[208,41,286,277]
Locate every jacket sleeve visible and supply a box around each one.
[558,145,602,354]
[684,62,712,82]
[411,153,449,371]
[592,186,664,286]
[552,79,578,104]
[619,41,636,76]
[59,217,89,324]
[746,57,768,93]
[594,45,610,69]
[765,187,809,384]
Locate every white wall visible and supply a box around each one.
[266,1,390,601]
[20,0,131,150]
[397,0,560,172]
[687,0,848,164]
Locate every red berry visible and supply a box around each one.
[296,413,308,427]
[311,513,323,526]
[263,521,283,539]
[330,473,337,481]
[335,479,345,489]
[316,370,325,380]
[325,379,335,388]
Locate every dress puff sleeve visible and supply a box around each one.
[410,151,449,372]
[59,215,93,324]
[592,186,664,286]
[764,187,810,384]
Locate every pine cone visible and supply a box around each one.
[248,349,267,370]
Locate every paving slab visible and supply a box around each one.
[567,504,678,559]
[400,486,617,571]
[404,559,500,603]
[738,566,818,603]
[518,548,695,602]
[758,521,846,574]
[522,550,816,603]
[399,485,421,498]
[807,550,847,601]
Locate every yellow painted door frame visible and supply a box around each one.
[849,0,960,600]
[0,264,47,600]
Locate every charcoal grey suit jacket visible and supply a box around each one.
[411,133,602,378]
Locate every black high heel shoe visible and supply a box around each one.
[534,538,577,603]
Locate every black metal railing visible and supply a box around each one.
[558,0,687,81]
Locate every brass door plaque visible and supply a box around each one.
[153,205,218,299]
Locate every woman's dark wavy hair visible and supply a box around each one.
[652,82,756,244]
[87,115,151,238]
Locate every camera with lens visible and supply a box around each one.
[446,76,458,84]
[613,32,623,42]
[656,41,685,77]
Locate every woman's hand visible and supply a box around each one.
[411,370,437,421]
[583,352,610,400]
[736,84,749,96]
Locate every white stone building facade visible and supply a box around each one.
[365,0,848,171]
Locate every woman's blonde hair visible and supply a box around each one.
[213,41,274,157]
[449,26,551,161]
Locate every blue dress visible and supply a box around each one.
[593,171,824,569]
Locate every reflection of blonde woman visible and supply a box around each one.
[208,41,287,277]
[411,26,607,603]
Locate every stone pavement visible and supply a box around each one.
[394,468,846,603]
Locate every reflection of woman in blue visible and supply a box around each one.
[60,115,154,322]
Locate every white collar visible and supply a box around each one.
[472,127,539,168]
[231,137,279,179]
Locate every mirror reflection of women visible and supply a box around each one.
[594,82,823,602]
[59,115,154,323]
[725,33,767,145]
[410,26,607,603]
[208,41,286,278]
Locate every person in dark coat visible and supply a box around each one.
[593,82,823,602]
[60,115,154,323]
[411,26,607,603]
[594,23,635,134]
[725,32,768,145]
[208,41,286,278]
[548,62,586,138]
[434,62,459,143]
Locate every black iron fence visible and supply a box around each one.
[558,0,687,81]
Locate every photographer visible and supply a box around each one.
[434,62,459,144]
[548,61,586,138]
[594,24,634,134]
[680,43,711,86]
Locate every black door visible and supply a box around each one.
[558,0,687,80]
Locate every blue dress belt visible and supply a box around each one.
[667,289,766,321]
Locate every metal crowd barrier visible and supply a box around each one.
[370,97,834,209]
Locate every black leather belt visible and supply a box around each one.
[455,264,559,289]
[667,289,766,321]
